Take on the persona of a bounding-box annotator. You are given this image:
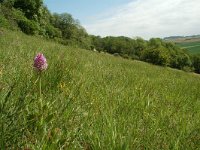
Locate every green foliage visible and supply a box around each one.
[38,6,52,26]
[134,38,147,55]
[18,19,38,35]
[13,0,43,20]
[1,0,15,8]
[90,35,104,51]
[182,66,194,72]
[0,4,19,30]
[141,47,170,66]
[0,1,92,49]
[148,38,162,48]
[51,13,91,48]
[45,24,62,38]
[102,36,136,55]
[1,29,200,149]
[192,55,200,73]
[91,36,147,57]
[169,52,191,70]
[0,14,10,28]
[91,36,195,72]
[51,13,80,39]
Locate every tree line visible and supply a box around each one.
[0,0,200,74]
[93,36,200,74]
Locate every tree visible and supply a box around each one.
[148,38,162,48]
[52,13,80,39]
[90,35,104,51]
[170,53,191,69]
[192,55,200,73]
[134,38,147,56]
[13,0,43,20]
[51,13,91,48]
[141,47,170,66]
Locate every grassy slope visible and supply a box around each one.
[0,29,200,149]
[176,41,200,54]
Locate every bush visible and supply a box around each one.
[141,48,170,66]
[0,5,19,30]
[182,66,194,72]
[45,24,62,38]
[13,0,43,20]
[170,53,192,70]
[121,54,131,59]
[1,0,15,8]
[130,54,140,60]
[192,55,200,73]
[0,5,38,32]
[17,19,38,35]
[0,14,9,28]
[12,8,26,21]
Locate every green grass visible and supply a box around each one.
[1,28,200,149]
[177,41,200,54]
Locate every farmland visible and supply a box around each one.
[177,41,200,54]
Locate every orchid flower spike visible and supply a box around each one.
[33,53,48,72]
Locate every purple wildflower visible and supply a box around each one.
[33,53,48,72]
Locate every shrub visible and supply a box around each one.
[0,5,19,30]
[12,8,26,21]
[141,47,170,66]
[17,19,38,35]
[130,54,140,60]
[121,54,131,59]
[0,5,38,32]
[182,66,194,72]
[170,53,192,70]
[1,0,15,8]
[192,55,200,73]
[0,14,9,28]
[13,0,43,20]
[45,24,62,38]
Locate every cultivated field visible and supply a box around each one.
[177,41,200,54]
[1,29,200,149]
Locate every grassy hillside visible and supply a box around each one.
[177,41,200,54]
[1,28,200,149]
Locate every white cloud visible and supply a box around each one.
[83,0,200,39]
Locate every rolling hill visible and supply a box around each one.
[177,41,200,54]
[164,35,200,54]
[1,28,200,149]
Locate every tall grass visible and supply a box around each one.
[0,28,200,149]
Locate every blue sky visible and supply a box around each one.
[44,0,200,39]
[44,0,131,24]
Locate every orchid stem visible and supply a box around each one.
[39,73,42,99]
[38,72,43,110]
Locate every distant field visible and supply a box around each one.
[176,41,200,54]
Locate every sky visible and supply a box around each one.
[44,0,200,39]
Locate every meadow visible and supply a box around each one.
[1,28,200,149]
[177,41,200,54]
